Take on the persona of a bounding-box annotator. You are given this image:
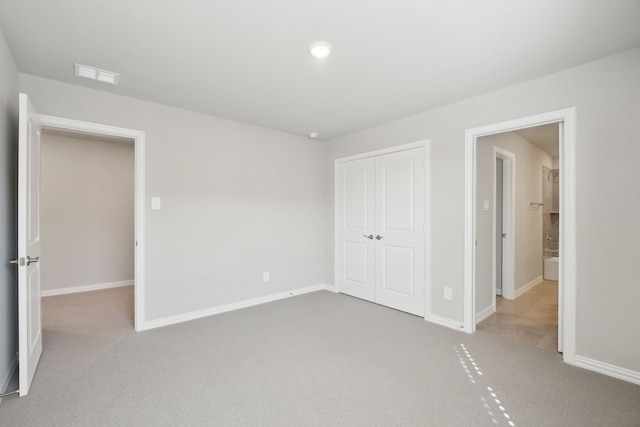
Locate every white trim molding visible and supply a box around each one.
[333,140,428,164]
[512,276,543,300]
[41,280,133,297]
[323,284,338,293]
[144,284,329,330]
[464,107,577,367]
[427,313,465,331]
[38,114,146,332]
[475,305,495,323]
[574,355,640,386]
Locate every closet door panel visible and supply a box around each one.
[375,148,425,316]
[336,157,376,302]
[381,245,414,295]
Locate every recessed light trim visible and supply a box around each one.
[74,63,120,85]
[309,42,332,59]
[308,132,319,139]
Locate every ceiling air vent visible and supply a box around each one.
[74,63,120,85]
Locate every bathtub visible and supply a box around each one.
[544,257,559,281]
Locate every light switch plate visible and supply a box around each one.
[444,287,453,300]
[151,197,161,210]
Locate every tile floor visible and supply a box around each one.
[477,280,559,352]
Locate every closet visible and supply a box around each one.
[335,145,426,316]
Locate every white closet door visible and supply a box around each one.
[375,148,425,316]
[336,157,376,302]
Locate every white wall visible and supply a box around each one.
[20,74,325,322]
[40,132,134,293]
[0,25,18,394]
[325,48,640,374]
[475,132,552,314]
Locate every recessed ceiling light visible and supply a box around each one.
[308,132,319,139]
[74,63,120,85]
[309,42,332,59]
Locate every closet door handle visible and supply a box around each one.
[375,235,383,240]
[363,234,374,240]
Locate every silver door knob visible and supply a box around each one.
[363,234,374,240]
[26,256,39,266]
[375,235,383,240]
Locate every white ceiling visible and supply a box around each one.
[1,0,639,140]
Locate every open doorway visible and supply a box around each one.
[38,114,146,332]
[40,129,135,330]
[474,124,560,351]
[464,108,577,364]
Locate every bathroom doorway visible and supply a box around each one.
[475,123,560,351]
[464,108,577,362]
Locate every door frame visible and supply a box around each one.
[494,147,515,300]
[464,108,576,363]
[38,114,146,332]
[334,140,431,318]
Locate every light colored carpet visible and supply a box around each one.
[1,287,639,426]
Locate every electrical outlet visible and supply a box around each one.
[444,287,453,300]
[263,272,270,282]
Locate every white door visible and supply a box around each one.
[374,148,425,316]
[17,93,43,396]
[336,157,376,302]
[336,147,425,316]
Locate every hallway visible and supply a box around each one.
[477,280,559,352]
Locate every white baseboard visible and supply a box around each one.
[323,284,337,293]
[144,284,328,330]
[427,313,466,332]
[476,305,496,323]
[513,275,543,299]
[0,356,17,403]
[574,355,640,385]
[41,280,134,297]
